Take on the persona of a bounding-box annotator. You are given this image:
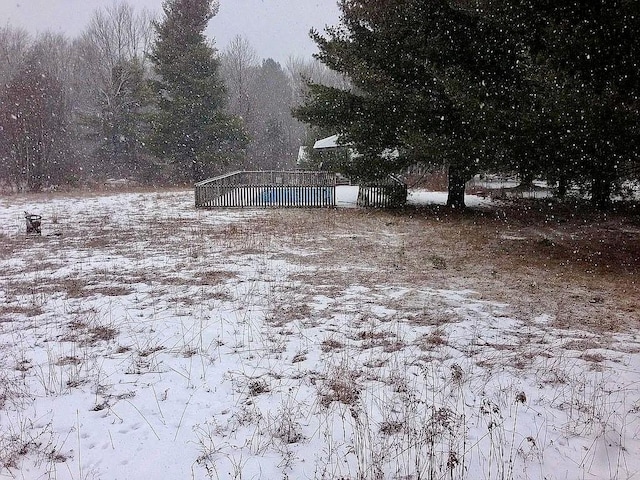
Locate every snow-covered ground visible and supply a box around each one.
[336,185,492,207]
[1,189,639,480]
[407,190,492,207]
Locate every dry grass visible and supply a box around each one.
[196,270,237,285]
[0,305,44,318]
[319,368,361,407]
[321,338,345,352]
[88,286,134,296]
[235,204,638,334]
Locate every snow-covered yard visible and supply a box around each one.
[0,189,639,480]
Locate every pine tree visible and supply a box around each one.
[506,0,640,208]
[148,0,246,182]
[294,0,525,208]
[77,2,154,180]
[96,59,151,177]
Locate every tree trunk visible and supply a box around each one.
[591,175,612,210]
[446,164,466,209]
[191,157,199,184]
[557,174,568,199]
[188,148,199,183]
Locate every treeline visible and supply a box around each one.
[0,0,342,192]
[293,0,640,209]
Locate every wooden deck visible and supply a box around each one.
[195,171,337,208]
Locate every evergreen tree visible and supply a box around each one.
[76,2,154,180]
[505,0,640,208]
[102,59,149,176]
[250,59,295,169]
[148,0,246,182]
[294,0,525,208]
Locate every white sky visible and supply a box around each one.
[0,0,341,63]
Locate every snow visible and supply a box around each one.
[313,134,341,149]
[336,185,359,207]
[334,186,492,208]
[1,189,639,480]
[407,190,493,207]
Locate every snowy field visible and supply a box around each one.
[1,189,639,480]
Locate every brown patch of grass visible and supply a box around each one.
[382,341,406,353]
[268,304,312,326]
[0,305,43,318]
[581,352,606,363]
[409,311,458,327]
[562,338,604,351]
[248,379,269,396]
[81,235,112,249]
[89,286,133,297]
[196,270,237,286]
[56,356,81,366]
[61,278,92,298]
[159,275,191,286]
[484,342,518,351]
[319,370,361,407]
[292,351,307,363]
[248,204,638,334]
[429,254,447,270]
[169,295,196,306]
[206,290,233,302]
[380,420,404,436]
[321,338,344,352]
[0,234,21,257]
[84,325,118,345]
[418,330,449,349]
[138,346,164,357]
[354,330,388,341]
[19,259,62,274]
[3,279,50,297]
[61,318,118,345]
[351,330,406,352]
[46,450,69,464]
[182,347,198,358]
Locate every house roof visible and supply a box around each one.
[313,134,341,149]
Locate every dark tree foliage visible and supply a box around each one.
[148,0,246,182]
[80,58,152,178]
[105,60,150,175]
[514,0,639,208]
[247,58,294,169]
[296,0,639,209]
[294,0,525,208]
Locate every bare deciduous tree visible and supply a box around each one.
[221,35,258,121]
[286,55,350,105]
[0,25,31,87]
[0,45,71,191]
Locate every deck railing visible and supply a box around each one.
[195,170,337,208]
[357,174,408,208]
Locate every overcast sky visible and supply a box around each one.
[0,0,341,63]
